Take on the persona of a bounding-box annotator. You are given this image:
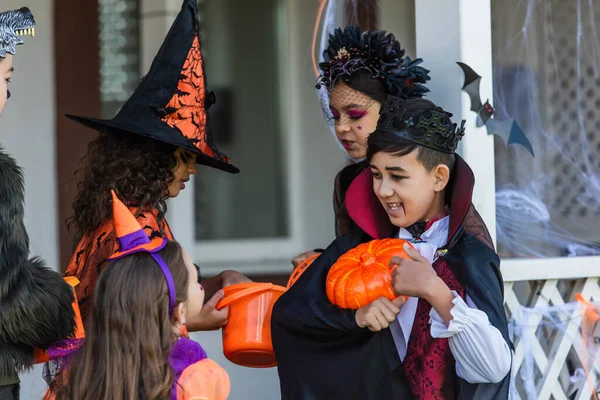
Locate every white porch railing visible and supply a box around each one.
[503,258,600,399]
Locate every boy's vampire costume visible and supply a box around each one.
[272,97,511,399]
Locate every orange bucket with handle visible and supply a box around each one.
[216,282,286,368]
[287,253,319,288]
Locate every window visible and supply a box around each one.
[194,0,288,242]
[98,0,140,118]
[491,0,600,260]
[190,0,297,270]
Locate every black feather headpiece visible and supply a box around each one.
[316,26,430,99]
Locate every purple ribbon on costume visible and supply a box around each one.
[118,229,155,251]
[47,337,85,360]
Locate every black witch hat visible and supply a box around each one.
[66,0,238,173]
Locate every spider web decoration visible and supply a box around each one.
[492,0,600,259]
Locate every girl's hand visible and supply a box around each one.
[187,271,251,331]
[355,296,405,331]
[186,290,229,331]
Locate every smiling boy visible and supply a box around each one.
[272,97,511,399]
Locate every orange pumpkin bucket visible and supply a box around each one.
[216,282,286,368]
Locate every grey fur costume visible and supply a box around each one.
[0,149,75,374]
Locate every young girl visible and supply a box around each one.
[64,0,249,331]
[291,27,493,266]
[54,191,230,400]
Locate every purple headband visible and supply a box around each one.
[151,252,177,316]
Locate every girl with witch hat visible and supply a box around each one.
[50,191,230,400]
[291,27,494,267]
[0,7,76,399]
[63,0,250,332]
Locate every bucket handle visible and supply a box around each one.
[216,283,274,310]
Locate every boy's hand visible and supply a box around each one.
[355,296,405,331]
[389,244,441,300]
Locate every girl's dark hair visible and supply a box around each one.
[57,241,189,400]
[340,70,388,103]
[68,129,179,235]
[366,98,456,172]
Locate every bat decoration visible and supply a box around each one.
[457,61,534,157]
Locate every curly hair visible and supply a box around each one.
[68,129,179,236]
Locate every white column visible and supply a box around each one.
[415,0,497,245]
[140,0,196,257]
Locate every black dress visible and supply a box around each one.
[333,161,367,237]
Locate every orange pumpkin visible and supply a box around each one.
[287,253,320,288]
[326,238,414,309]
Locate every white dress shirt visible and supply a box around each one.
[389,216,511,384]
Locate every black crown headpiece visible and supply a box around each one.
[377,96,466,154]
[316,27,430,99]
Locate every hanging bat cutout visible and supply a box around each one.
[457,62,534,157]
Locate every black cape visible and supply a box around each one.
[271,156,511,399]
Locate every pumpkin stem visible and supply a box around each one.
[360,252,375,266]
